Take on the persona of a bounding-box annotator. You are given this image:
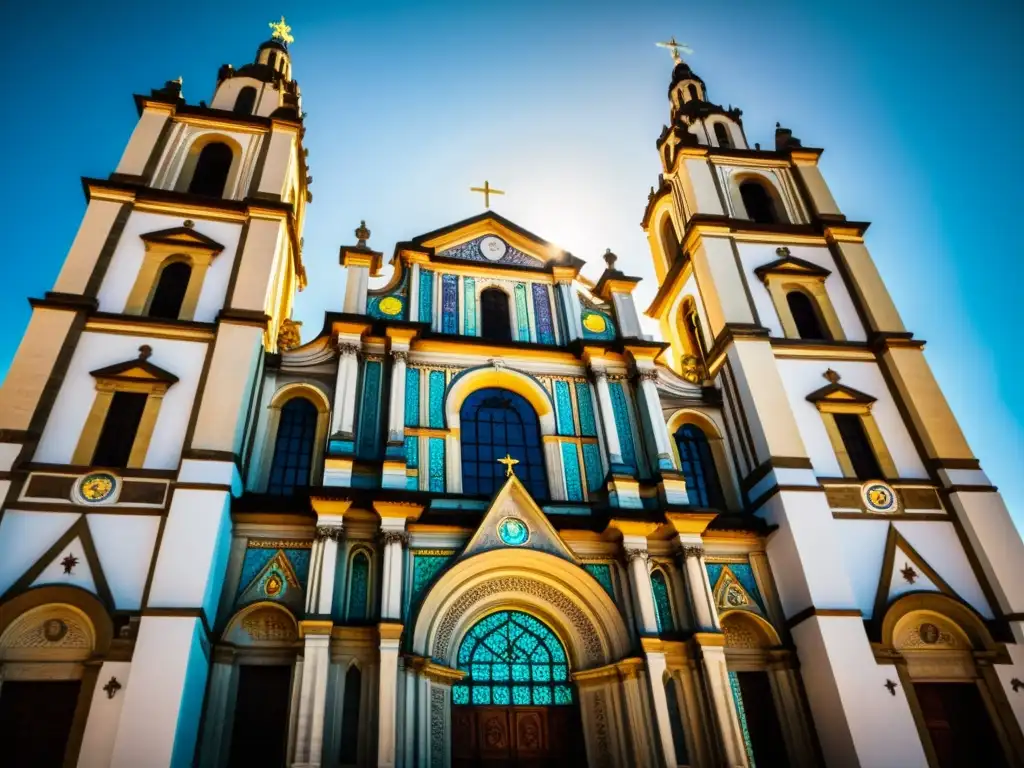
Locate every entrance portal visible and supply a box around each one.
[914,683,1007,768]
[450,610,584,766]
[0,679,81,767]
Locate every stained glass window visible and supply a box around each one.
[267,398,318,495]
[460,388,548,500]
[347,551,370,622]
[674,424,724,508]
[452,611,572,707]
[651,569,675,632]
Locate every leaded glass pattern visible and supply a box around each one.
[428,370,446,428]
[441,274,458,334]
[554,380,575,436]
[464,277,477,336]
[575,382,597,436]
[357,361,382,458]
[428,437,445,492]
[609,382,637,471]
[514,283,530,341]
[729,671,758,767]
[582,442,604,492]
[347,552,370,622]
[561,441,583,501]
[419,269,434,325]
[651,569,675,632]
[452,611,572,707]
[532,284,555,344]
[583,563,615,598]
[405,368,420,427]
[674,424,724,508]
[459,388,548,500]
[267,398,318,495]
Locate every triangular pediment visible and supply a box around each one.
[410,212,573,270]
[873,525,955,619]
[458,474,579,564]
[90,349,179,386]
[754,254,831,283]
[140,226,224,254]
[711,564,764,615]
[805,381,876,405]
[236,549,305,613]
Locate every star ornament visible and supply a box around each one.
[61,553,79,575]
[269,16,294,45]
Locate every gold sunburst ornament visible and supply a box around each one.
[77,472,117,504]
[269,16,294,45]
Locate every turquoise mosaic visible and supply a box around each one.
[561,441,583,501]
[464,277,477,336]
[554,380,574,436]
[575,382,597,436]
[729,671,757,767]
[609,381,637,471]
[367,294,405,320]
[347,552,370,621]
[583,563,615,598]
[581,308,616,340]
[410,553,453,607]
[514,283,530,341]
[582,442,604,492]
[428,437,445,492]
[237,547,311,598]
[405,436,418,469]
[419,269,433,323]
[706,562,766,611]
[357,360,382,457]
[428,370,446,428]
[651,569,675,632]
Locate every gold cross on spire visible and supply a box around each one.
[269,16,295,45]
[470,180,505,208]
[498,454,520,477]
[656,36,693,65]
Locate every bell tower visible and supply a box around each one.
[643,41,1024,767]
[0,17,310,767]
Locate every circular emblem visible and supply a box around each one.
[582,312,607,333]
[479,236,508,261]
[861,480,897,514]
[77,472,117,504]
[919,622,941,645]
[264,573,284,598]
[378,296,403,316]
[497,517,530,546]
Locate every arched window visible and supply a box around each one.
[460,388,548,500]
[786,290,829,340]
[233,86,257,115]
[661,216,684,265]
[346,551,370,622]
[480,288,512,342]
[686,83,698,101]
[714,122,732,148]
[187,142,233,197]
[147,260,191,320]
[267,398,318,495]
[452,611,572,706]
[92,391,148,467]
[339,665,361,764]
[675,424,725,508]
[739,180,780,224]
[651,569,675,632]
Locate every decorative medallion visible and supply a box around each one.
[497,517,530,547]
[861,480,897,514]
[43,619,68,643]
[77,472,117,504]
[582,312,607,333]
[919,622,941,645]
[378,296,403,316]
[264,572,284,598]
[479,236,508,261]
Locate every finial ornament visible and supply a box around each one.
[823,369,841,384]
[656,36,693,65]
[603,248,618,270]
[355,220,370,247]
[498,454,520,477]
[470,180,505,209]
[138,345,153,361]
[269,16,294,45]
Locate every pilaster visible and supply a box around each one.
[641,638,679,768]
[292,621,334,768]
[693,634,748,767]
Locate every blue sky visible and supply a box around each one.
[2,1,1021,524]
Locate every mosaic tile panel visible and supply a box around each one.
[609,381,637,471]
[419,269,433,324]
[582,442,604,492]
[729,671,758,767]
[405,368,420,428]
[554,380,575,436]
[514,283,530,341]
[437,236,541,267]
[368,294,405,320]
[411,553,454,607]
[357,360,382,457]
[463,277,477,336]
[428,370,446,428]
[347,552,370,621]
[575,382,597,436]
[581,308,617,340]
[428,437,445,492]
[441,274,458,334]
[583,563,615,598]
[405,436,418,469]
[706,562,766,611]
[651,569,675,632]
[532,283,555,344]
[561,441,583,501]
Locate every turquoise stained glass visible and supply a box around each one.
[582,442,604,492]
[651,569,675,632]
[609,381,637,471]
[419,269,434,324]
[561,442,583,501]
[452,610,572,707]
[554,380,575,436]
[357,361,381,457]
[404,436,418,468]
[428,437,445,492]
[575,382,597,436]
[410,554,452,606]
[347,552,370,621]
[497,517,530,546]
[583,563,615,598]
[428,370,446,427]
[405,368,420,427]
[464,277,477,336]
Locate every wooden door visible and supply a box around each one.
[0,679,82,767]
[452,706,583,767]
[735,671,789,766]
[227,665,293,768]
[914,682,1007,768]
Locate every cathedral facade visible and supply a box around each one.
[0,18,1022,768]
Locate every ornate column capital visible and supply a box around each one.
[381,530,408,547]
[315,525,343,542]
[591,368,608,381]
[637,368,659,383]
[681,544,705,559]
[390,350,408,362]
[337,341,361,356]
[624,547,650,565]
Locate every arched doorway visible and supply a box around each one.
[451,610,584,766]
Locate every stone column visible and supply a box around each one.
[292,622,333,768]
[624,540,659,635]
[617,659,660,767]
[313,523,343,616]
[382,349,409,489]
[573,664,630,767]
[378,623,404,768]
[681,541,718,632]
[697,636,748,767]
[635,367,676,472]
[380,528,407,621]
[557,281,583,342]
[641,639,678,768]
[331,340,361,439]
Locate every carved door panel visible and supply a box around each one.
[514,708,546,763]
[453,706,584,766]
[914,682,1008,768]
[478,708,513,763]
[452,706,477,762]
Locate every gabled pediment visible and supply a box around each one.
[754,254,831,283]
[409,211,573,270]
[873,525,956,619]
[90,346,179,386]
[457,474,579,564]
[805,381,876,406]
[140,226,224,254]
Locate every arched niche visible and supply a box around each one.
[0,586,113,662]
[252,382,331,492]
[720,610,782,652]
[173,132,244,199]
[665,408,740,510]
[222,601,300,648]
